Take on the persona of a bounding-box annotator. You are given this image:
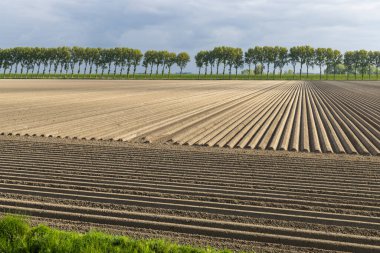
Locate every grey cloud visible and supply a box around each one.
[1,0,379,72]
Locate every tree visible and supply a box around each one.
[203,51,210,76]
[344,51,355,80]
[297,46,308,79]
[289,47,299,80]
[165,52,177,78]
[271,47,280,78]
[207,50,216,76]
[176,52,190,76]
[212,47,224,76]
[372,51,380,80]
[232,48,244,78]
[160,51,170,76]
[304,46,315,78]
[368,51,376,80]
[331,50,342,80]
[132,49,143,78]
[357,49,368,80]
[195,51,207,79]
[244,48,255,79]
[315,48,327,80]
[262,46,275,79]
[276,47,288,79]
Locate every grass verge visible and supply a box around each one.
[0,215,242,253]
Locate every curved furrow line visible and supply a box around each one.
[314,83,380,147]
[170,82,288,145]
[142,82,290,144]
[235,83,299,149]
[198,83,295,147]
[313,83,379,155]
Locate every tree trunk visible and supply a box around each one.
[299,64,302,80]
[334,66,336,80]
[223,63,226,76]
[127,65,131,79]
[248,64,251,79]
[198,68,201,79]
[266,63,270,80]
[306,65,309,78]
[133,65,137,78]
[235,67,238,79]
[319,65,322,80]
[144,66,148,79]
[180,67,183,76]
[369,65,371,80]
[77,64,81,78]
[168,67,171,79]
[83,63,88,79]
[161,64,165,76]
[113,63,118,77]
[150,64,154,78]
[156,64,159,76]
[216,63,219,76]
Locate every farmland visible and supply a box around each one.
[0,79,379,252]
[0,80,379,155]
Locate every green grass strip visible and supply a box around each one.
[0,73,379,81]
[0,215,246,253]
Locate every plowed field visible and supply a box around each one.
[0,80,379,252]
[0,136,379,252]
[0,80,379,155]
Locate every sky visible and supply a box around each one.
[1,0,379,72]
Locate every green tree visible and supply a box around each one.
[331,50,342,80]
[343,51,355,80]
[276,47,288,78]
[195,51,207,79]
[165,52,177,78]
[132,49,143,78]
[289,47,299,80]
[176,52,190,76]
[304,46,315,78]
[315,48,327,80]
[233,48,244,78]
[356,49,368,80]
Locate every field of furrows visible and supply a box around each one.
[0,136,379,252]
[0,79,379,155]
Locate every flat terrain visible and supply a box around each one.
[0,80,379,252]
[0,80,379,155]
[0,136,379,252]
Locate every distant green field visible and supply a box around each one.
[0,215,240,253]
[1,73,379,81]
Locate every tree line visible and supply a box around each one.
[0,46,379,80]
[0,47,190,78]
[195,46,380,80]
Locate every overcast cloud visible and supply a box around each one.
[1,0,379,72]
